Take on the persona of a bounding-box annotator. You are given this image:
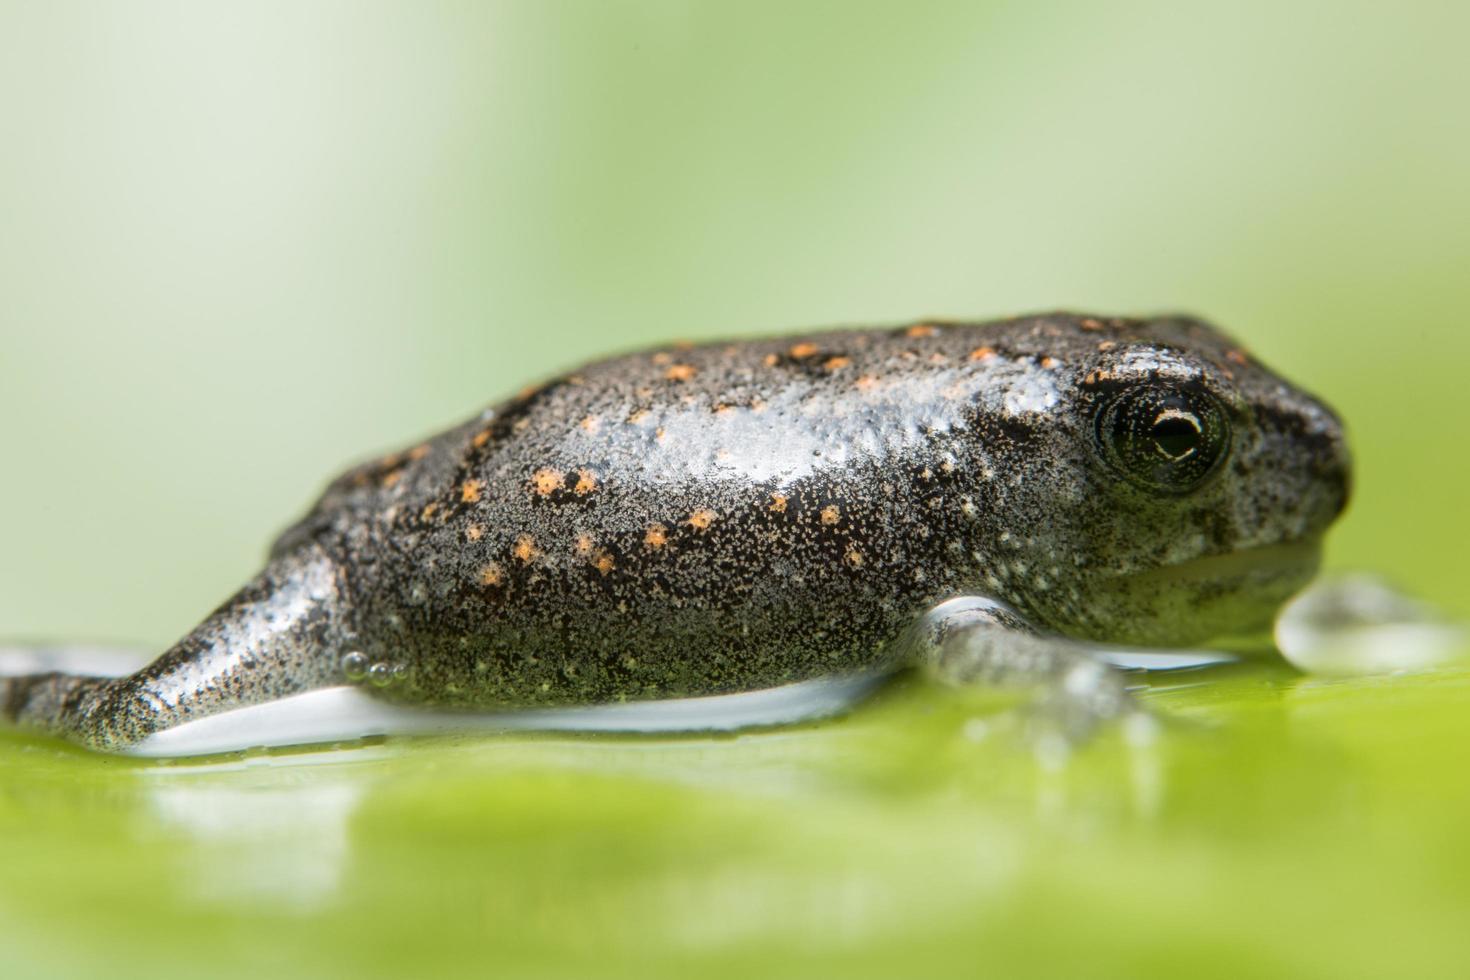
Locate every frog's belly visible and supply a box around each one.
[0,643,1234,758]
[126,671,894,757]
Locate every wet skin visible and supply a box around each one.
[1,313,1351,751]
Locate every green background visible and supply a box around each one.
[1,2,1467,977]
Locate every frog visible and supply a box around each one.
[0,312,1350,753]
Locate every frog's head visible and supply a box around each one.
[995,314,1350,647]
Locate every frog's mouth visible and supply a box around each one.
[1067,539,1324,647]
[1131,540,1322,586]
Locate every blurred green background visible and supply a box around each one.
[2,2,1468,978]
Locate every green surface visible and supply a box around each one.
[5,665,1470,979]
[2,2,1468,978]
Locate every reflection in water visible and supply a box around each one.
[114,681,1178,921]
[0,665,1204,927]
[139,748,387,910]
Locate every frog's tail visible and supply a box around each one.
[0,544,353,752]
[1,671,112,738]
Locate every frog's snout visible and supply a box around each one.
[1318,429,1352,525]
[1292,397,1353,535]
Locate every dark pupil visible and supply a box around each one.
[1151,413,1201,460]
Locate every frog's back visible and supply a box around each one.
[278,314,1233,708]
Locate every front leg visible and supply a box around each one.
[1,545,351,752]
[905,596,1140,740]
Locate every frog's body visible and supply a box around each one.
[1,313,1350,752]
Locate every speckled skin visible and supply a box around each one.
[2,312,1350,749]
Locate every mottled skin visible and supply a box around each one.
[2,313,1350,751]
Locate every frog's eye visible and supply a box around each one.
[1094,384,1230,494]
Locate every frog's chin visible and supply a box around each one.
[1075,539,1324,648]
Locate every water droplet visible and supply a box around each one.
[369,663,393,687]
[1276,574,1467,676]
[341,652,369,681]
[390,663,409,683]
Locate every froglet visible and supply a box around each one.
[0,313,1350,753]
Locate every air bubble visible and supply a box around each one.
[340,651,369,682]
[369,662,393,687]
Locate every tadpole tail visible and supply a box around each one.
[1,671,115,737]
[0,544,354,752]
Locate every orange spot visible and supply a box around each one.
[651,352,674,366]
[845,547,865,567]
[567,374,585,386]
[820,504,841,525]
[472,430,492,449]
[769,494,788,513]
[408,444,431,461]
[420,502,440,521]
[516,384,541,401]
[594,552,615,576]
[749,398,768,413]
[906,324,938,338]
[665,364,697,382]
[854,374,879,392]
[644,524,668,549]
[1097,341,1116,352]
[532,468,565,495]
[1080,317,1104,331]
[461,479,485,503]
[574,534,596,557]
[381,469,404,489]
[762,353,779,367]
[574,469,598,495]
[1226,349,1249,365]
[480,562,505,587]
[1040,356,1059,369]
[822,356,851,371]
[655,427,667,443]
[788,342,819,359]
[627,409,651,425]
[579,414,602,434]
[967,346,996,362]
[687,508,717,530]
[512,535,539,563]
[713,404,735,416]
[466,524,485,542]
[928,352,948,364]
